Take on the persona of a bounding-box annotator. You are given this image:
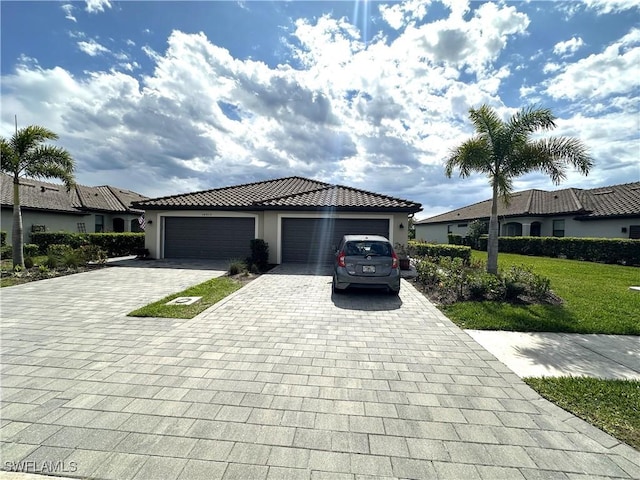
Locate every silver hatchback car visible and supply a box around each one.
[333,235,401,294]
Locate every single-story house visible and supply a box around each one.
[415,181,640,244]
[1,173,148,245]
[133,176,422,264]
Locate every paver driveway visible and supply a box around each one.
[1,261,639,480]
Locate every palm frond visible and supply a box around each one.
[445,137,493,178]
[508,105,556,137]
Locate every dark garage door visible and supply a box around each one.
[164,217,255,260]
[281,218,389,264]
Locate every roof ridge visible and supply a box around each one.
[331,182,417,204]
[254,184,333,205]
[524,190,534,214]
[136,176,330,204]
[568,187,585,212]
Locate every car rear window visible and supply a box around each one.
[345,241,392,257]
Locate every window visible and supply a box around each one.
[457,223,468,228]
[95,215,104,233]
[447,225,453,233]
[552,219,565,237]
[630,225,640,239]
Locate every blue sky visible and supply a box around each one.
[1,0,639,219]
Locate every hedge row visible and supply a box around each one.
[477,236,640,266]
[408,241,472,264]
[31,232,145,257]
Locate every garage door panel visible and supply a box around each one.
[165,217,254,259]
[282,218,389,263]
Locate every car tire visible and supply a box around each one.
[388,287,400,296]
[332,277,343,294]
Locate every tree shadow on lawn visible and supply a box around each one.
[442,301,583,333]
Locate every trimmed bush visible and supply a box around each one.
[249,239,269,272]
[87,233,144,257]
[477,236,640,265]
[408,241,472,264]
[31,232,88,253]
[447,234,464,245]
[24,244,40,257]
[1,245,12,259]
[31,232,144,257]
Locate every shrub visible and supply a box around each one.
[31,232,88,252]
[87,233,144,257]
[228,259,247,276]
[31,232,144,258]
[44,255,58,269]
[62,249,84,269]
[476,235,639,265]
[24,244,40,257]
[249,239,269,272]
[0,231,6,247]
[24,257,34,269]
[1,245,12,259]
[47,244,74,260]
[408,241,472,264]
[467,220,488,249]
[448,234,464,245]
[468,271,505,300]
[413,255,554,304]
[78,245,107,264]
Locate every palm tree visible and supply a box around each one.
[445,105,593,274]
[1,125,75,269]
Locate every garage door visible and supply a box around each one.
[281,218,389,264]
[164,217,255,260]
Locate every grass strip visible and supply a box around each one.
[441,252,640,334]
[128,276,242,319]
[524,377,640,449]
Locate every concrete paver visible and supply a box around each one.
[1,260,639,479]
[467,330,640,379]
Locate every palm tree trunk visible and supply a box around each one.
[487,181,499,275]
[12,175,25,269]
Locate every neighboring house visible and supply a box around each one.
[1,173,148,245]
[134,176,422,264]
[415,182,640,244]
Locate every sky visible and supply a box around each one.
[1,0,639,220]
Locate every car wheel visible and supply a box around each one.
[388,287,400,296]
[332,277,342,294]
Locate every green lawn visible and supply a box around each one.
[524,377,640,449]
[441,252,640,334]
[128,276,242,319]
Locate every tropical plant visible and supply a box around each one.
[445,105,592,274]
[1,125,75,268]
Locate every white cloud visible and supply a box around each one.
[553,36,584,57]
[61,4,76,22]
[77,39,110,57]
[583,0,640,14]
[379,0,431,30]
[2,1,637,212]
[546,28,640,101]
[85,0,112,14]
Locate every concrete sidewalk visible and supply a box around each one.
[467,330,640,380]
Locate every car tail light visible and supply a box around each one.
[391,251,399,269]
[337,251,346,267]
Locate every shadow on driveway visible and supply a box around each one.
[331,288,403,311]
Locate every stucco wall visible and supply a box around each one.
[414,215,640,244]
[145,210,410,264]
[1,208,88,245]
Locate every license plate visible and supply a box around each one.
[362,265,375,273]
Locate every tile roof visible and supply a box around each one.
[1,173,147,215]
[135,176,422,213]
[416,181,640,224]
